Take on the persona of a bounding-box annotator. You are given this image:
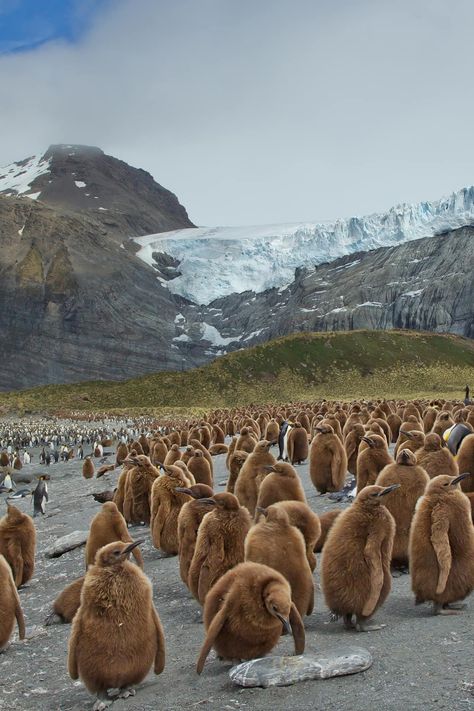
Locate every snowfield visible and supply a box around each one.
[133,186,474,304]
[0,154,51,199]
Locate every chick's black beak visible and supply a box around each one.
[197,498,216,506]
[123,539,144,555]
[175,487,193,496]
[377,484,400,497]
[451,472,472,486]
[275,611,292,635]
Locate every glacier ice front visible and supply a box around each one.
[132,186,474,305]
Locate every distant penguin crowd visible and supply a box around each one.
[0,395,473,710]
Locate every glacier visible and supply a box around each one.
[134,185,474,305]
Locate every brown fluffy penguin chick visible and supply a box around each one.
[174,460,196,486]
[225,436,238,470]
[176,484,215,585]
[196,562,304,673]
[246,506,314,616]
[209,443,228,456]
[115,442,129,467]
[45,576,85,625]
[150,466,191,555]
[309,424,348,494]
[432,412,455,439]
[264,419,280,444]
[188,493,251,604]
[164,443,181,466]
[226,450,248,494]
[394,429,425,457]
[271,501,321,571]
[314,509,342,553]
[457,434,474,492]
[356,434,393,492]
[188,439,214,477]
[0,554,25,650]
[344,424,366,476]
[234,440,276,516]
[85,502,143,569]
[256,462,307,509]
[375,450,429,568]
[465,492,474,523]
[235,427,257,453]
[151,438,168,466]
[68,541,165,707]
[415,433,458,479]
[122,454,160,525]
[187,450,213,488]
[387,412,402,442]
[321,484,398,631]
[82,456,95,479]
[113,461,133,515]
[0,504,36,587]
[287,423,309,464]
[409,472,474,614]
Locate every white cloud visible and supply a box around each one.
[1,0,474,226]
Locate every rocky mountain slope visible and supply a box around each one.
[0,144,194,240]
[0,144,472,391]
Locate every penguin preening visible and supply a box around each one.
[196,562,305,673]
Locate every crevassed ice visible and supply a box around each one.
[133,185,474,304]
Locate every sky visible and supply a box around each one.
[0,0,473,227]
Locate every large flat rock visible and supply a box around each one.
[229,647,373,688]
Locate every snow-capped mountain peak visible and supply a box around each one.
[0,154,51,200]
[133,185,474,304]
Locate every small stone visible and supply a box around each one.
[44,530,89,558]
[229,647,373,688]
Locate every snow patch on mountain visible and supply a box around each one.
[200,322,236,346]
[0,154,51,199]
[133,185,474,304]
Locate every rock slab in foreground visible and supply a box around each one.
[229,647,373,688]
[45,530,89,558]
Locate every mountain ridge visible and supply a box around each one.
[0,144,472,390]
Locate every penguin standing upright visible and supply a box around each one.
[33,475,50,516]
[278,421,289,460]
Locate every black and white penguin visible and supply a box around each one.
[33,475,50,516]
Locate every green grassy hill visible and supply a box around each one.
[3,330,474,415]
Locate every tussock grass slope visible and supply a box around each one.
[3,330,473,415]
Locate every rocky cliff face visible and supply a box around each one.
[181,226,473,356]
[0,145,472,391]
[0,195,208,390]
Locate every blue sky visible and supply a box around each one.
[0,0,110,54]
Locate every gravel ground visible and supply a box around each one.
[1,434,473,711]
